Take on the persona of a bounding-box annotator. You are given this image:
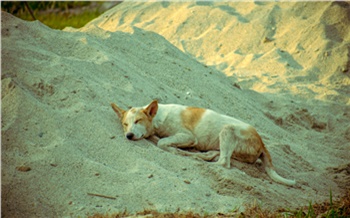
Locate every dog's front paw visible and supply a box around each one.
[157,138,171,150]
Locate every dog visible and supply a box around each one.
[111,100,296,186]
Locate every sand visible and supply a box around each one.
[1,1,350,217]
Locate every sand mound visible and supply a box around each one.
[1,2,350,217]
[89,1,350,104]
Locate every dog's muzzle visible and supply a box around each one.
[126,132,144,140]
[126,132,134,140]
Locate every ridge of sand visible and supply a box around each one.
[88,1,350,104]
[1,2,350,217]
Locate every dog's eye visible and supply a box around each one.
[123,123,128,127]
[134,119,141,124]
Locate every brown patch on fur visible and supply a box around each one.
[251,128,274,168]
[234,127,268,164]
[242,127,274,168]
[181,107,206,131]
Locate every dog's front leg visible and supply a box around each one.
[146,135,160,145]
[157,132,196,154]
[157,133,220,161]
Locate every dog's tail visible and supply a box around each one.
[260,146,296,186]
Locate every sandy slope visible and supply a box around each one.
[90,1,350,104]
[1,1,350,217]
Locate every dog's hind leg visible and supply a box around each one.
[176,150,220,161]
[216,125,238,168]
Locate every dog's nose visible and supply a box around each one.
[126,132,134,140]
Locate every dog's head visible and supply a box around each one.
[111,100,158,140]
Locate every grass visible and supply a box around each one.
[1,2,121,29]
[18,10,102,30]
[241,190,350,218]
[88,190,350,218]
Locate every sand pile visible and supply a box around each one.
[90,1,350,104]
[1,1,350,217]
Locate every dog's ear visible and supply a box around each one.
[111,103,126,119]
[144,100,158,118]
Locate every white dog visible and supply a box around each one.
[111,100,296,186]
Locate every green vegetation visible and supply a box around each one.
[89,190,350,217]
[238,190,349,218]
[1,1,120,29]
